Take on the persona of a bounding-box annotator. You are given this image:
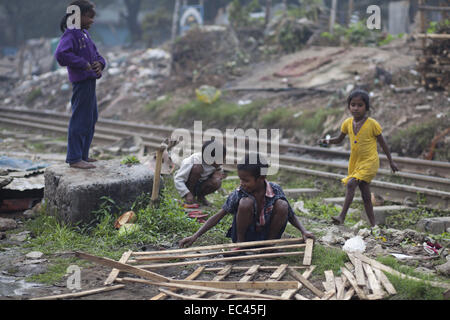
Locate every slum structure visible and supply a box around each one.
[416,1,450,91]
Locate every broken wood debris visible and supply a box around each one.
[28,239,416,301]
[30,285,125,300]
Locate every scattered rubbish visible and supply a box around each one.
[196,85,222,104]
[237,99,252,106]
[390,253,414,260]
[114,211,137,230]
[26,251,44,259]
[343,236,366,253]
[0,156,48,172]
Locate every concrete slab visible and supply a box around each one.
[322,197,362,205]
[360,205,414,225]
[417,217,450,235]
[284,188,321,198]
[44,160,156,225]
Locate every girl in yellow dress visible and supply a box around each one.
[319,89,399,227]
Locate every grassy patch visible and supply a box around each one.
[144,95,172,113]
[169,97,266,129]
[26,257,90,285]
[310,243,349,275]
[120,155,140,165]
[376,256,448,300]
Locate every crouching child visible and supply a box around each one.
[174,140,227,206]
[179,153,315,248]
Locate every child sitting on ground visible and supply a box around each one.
[319,89,399,227]
[179,153,315,248]
[174,140,227,206]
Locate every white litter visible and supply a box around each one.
[342,236,366,253]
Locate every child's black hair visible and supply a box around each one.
[237,153,269,179]
[202,139,226,164]
[347,89,370,111]
[60,0,95,33]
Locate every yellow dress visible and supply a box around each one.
[341,117,382,185]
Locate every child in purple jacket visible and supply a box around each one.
[55,0,106,169]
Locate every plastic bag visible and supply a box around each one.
[342,236,366,253]
[196,85,221,104]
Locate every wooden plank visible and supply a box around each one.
[335,276,345,300]
[288,267,324,298]
[302,238,314,266]
[132,238,304,256]
[191,265,232,298]
[373,267,397,296]
[417,33,450,39]
[213,265,260,299]
[343,288,355,300]
[30,285,125,300]
[269,264,288,281]
[75,251,169,282]
[150,266,205,300]
[281,265,315,299]
[104,250,133,285]
[159,289,258,300]
[294,293,310,300]
[138,251,303,269]
[344,262,355,272]
[362,263,384,296]
[340,267,368,300]
[352,252,450,290]
[417,5,450,12]
[171,279,299,290]
[347,254,366,287]
[323,270,336,300]
[133,244,307,262]
[321,290,336,300]
[204,266,307,272]
[120,278,287,300]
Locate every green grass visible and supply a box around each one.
[120,155,140,165]
[376,256,448,300]
[169,97,267,129]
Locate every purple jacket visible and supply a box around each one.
[55,29,106,83]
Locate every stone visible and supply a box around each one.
[9,231,31,242]
[0,218,17,232]
[415,267,436,276]
[26,251,44,259]
[417,217,450,235]
[435,261,450,276]
[357,228,371,238]
[44,160,157,225]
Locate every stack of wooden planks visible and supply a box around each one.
[416,21,450,91]
[29,238,450,300]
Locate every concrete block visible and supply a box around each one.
[417,217,450,235]
[360,205,414,225]
[284,188,321,198]
[44,160,156,225]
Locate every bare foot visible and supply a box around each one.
[70,161,96,169]
[85,158,98,163]
[331,216,344,225]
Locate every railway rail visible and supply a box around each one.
[1,107,449,209]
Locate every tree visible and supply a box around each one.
[122,0,143,43]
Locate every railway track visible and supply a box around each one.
[1,107,449,210]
